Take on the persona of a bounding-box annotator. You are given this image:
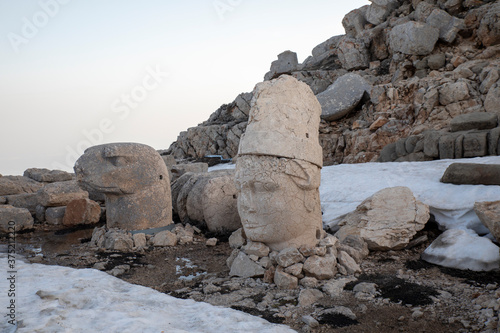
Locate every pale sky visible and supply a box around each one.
[0,0,370,175]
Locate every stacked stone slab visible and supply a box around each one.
[379,112,500,162]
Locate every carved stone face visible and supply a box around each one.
[235,155,322,251]
[74,143,172,230]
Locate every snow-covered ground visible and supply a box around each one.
[211,156,500,233]
[319,156,500,233]
[0,255,294,333]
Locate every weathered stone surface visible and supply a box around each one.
[229,252,265,278]
[37,180,88,207]
[284,263,304,277]
[274,267,299,289]
[276,248,304,268]
[152,230,177,247]
[90,226,106,248]
[303,255,337,280]
[24,168,72,183]
[476,1,500,47]
[424,130,441,158]
[75,143,172,231]
[365,0,399,25]
[335,187,429,251]
[206,238,218,247]
[484,86,500,113]
[45,206,66,225]
[236,75,323,251]
[337,251,361,274]
[439,134,456,159]
[202,174,241,232]
[243,241,270,258]
[298,289,324,307]
[426,9,464,43]
[389,21,439,55]
[427,53,446,70]
[337,37,370,70]
[0,176,43,196]
[62,198,101,226]
[422,229,500,271]
[474,201,500,241]
[5,193,38,214]
[441,163,500,185]
[463,131,488,158]
[317,73,371,121]
[450,113,497,132]
[170,163,208,182]
[0,205,34,234]
[229,228,246,249]
[342,6,368,38]
[104,229,134,252]
[439,81,470,106]
[133,233,147,249]
[264,50,299,81]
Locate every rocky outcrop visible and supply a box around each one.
[166,0,500,167]
[0,205,34,234]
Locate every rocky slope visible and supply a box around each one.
[166,0,500,166]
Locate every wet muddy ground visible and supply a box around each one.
[6,224,500,332]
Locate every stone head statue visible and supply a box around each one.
[74,142,172,230]
[235,75,323,251]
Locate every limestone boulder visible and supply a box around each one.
[335,187,429,251]
[365,0,399,25]
[276,248,304,268]
[439,81,470,106]
[152,230,177,247]
[37,180,88,207]
[426,9,464,43]
[303,255,337,280]
[24,168,72,183]
[474,201,500,241]
[0,176,43,196]
[476,1,500,47]
[484,86,500,113]
[5,193,39,214]
[450,113,497,132]
[264,50,298,81]
[441,163,500,185]
[316,73,371,121]
[229,252,265,278]
[342,6,368,38]
[0,205,34,234]
[62,198,101,226]
[104,229,134,252]
[274,267,299,289]
[45,207,66,225]
[337,37,370,70]
[389,21,439,55]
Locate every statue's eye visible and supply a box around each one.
[253,181,278,192]
[109,156,128,167]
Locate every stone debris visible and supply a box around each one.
[335,187,429,251]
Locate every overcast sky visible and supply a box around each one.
[0,0,370,175]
